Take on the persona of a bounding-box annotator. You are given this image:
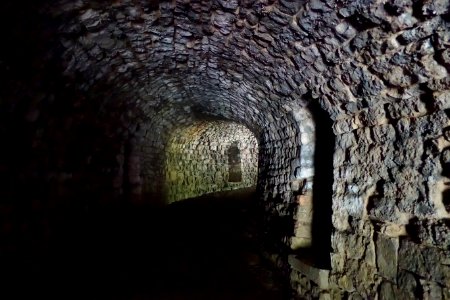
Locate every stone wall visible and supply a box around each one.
[330,110,450,299]
[164,121,258,203]
[138,108,199,202]
[257,113,301,251]
[327,1,450,297]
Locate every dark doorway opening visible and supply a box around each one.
[309,100,334,269]
[228,142,242,182]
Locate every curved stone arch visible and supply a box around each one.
[134,72,312,202]
[290,107,317,249]
[162,120,259,203]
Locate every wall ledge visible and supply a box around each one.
[288,254,330,290]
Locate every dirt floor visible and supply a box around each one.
[1,188,289,299]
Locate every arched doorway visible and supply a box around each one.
[228,142,243,182]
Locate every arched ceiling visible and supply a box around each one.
[50,0,334,131]
[1,0,448,137]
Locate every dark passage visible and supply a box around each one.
[1,188,286,300]
[228,142,243,182]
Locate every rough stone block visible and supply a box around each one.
[376,234,399,281]
[421,280,444,299]
[291,237,312,249]
[368,196,400,223]
[397,270,418,298]
[399,239,450,285]
[379,281,399,300]
[319,292,331,300]
[399,239,427,275]
[288,255,329,289]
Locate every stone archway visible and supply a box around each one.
[162,120,258,203]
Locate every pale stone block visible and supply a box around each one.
[291,237,312,249]
[288,255,330,289]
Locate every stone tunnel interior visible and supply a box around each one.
[1,0,450,299]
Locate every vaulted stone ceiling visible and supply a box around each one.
[49,0,449,128]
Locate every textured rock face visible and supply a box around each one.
[164,121,258,203]
[1,0,450,298]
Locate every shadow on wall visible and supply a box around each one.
[440,147,450,213]
[443,189,450,213]
[309,100,335,269]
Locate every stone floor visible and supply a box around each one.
[1,188,288,299]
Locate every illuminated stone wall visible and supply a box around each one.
[164,121,258,203]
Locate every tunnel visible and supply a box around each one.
[1,0,450,299]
